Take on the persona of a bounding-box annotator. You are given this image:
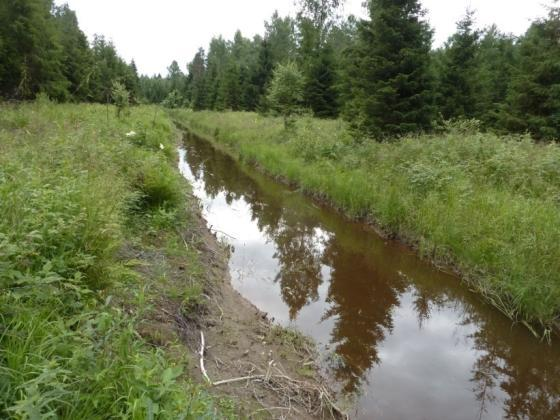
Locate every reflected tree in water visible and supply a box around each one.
[272,222,324,319]
[321,241,407,393]
[182,132,560,418]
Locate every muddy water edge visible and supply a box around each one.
[178,130,560,420]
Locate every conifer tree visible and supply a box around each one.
[52,4,92,101]
[188,48,208,110]
[473,26,516,127]
[500,6,560,140]
[297,0,343,118]
[304,44,339,117]
[265,11,297,66]
[345,0,434,138]
[435,10,480,120]
[219,62,242,110]
[89,35,131,102]
[166,60,185,96]
[250,39,275,111]
[0,0,68,99]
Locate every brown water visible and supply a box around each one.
[178,133,560,420]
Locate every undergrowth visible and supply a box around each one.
[0,102,235,418]
[172,110,560,338]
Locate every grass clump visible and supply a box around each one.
[172,110,560,337]
[0,103,235,418]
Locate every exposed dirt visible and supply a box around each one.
[128,193,343,417]
[182,203,343,419]
[122,128,346,418]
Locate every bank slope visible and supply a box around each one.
[0,102,238,418]
[173,110,560,338]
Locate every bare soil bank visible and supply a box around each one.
[133,141,344,418]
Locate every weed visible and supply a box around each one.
[0,103,236,418]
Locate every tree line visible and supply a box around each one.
[0,0,139,103]
[1,0,559,140]
[146,0,560,141]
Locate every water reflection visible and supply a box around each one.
[179,133,560,420]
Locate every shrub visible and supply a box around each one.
[111,81,130,118]
[133,153,183,210]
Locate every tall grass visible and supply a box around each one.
[0,102,234,418]
[173,110,560,337]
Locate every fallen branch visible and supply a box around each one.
[199,331,347,418]
[209,224,238,240]
[212,370,348,419]
[199,331,212,384]
[212,374,265,386]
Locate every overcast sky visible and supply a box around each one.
[55,0,553,76]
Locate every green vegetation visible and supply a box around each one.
[3,1,559,141]
[266,62,305,128]
[435,10,480,120]
[0,102,235,418]
[174,110,560,337]
[0,0,139,101]
[140,2,559,142]
[111,81,130,118]
[342,0,434,137]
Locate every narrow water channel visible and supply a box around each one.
[178,132,560,419]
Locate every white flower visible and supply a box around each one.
[125,130,136,137]
[159,143,165,150]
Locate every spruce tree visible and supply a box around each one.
[345,0,434,139]
[435,10,480,120]
[500,7,560,140]
[126,60,140,101]
[250,39,274,111]
[167,60,184,93]
[297,0,342,118]
[188,48,207,110]
[264,11,297,66]
[473,26,516,127]
[53,4,92,101]
[0,0,68,99]
[219,62,242,110]
[304,45,339,117]
[89,35,132,102]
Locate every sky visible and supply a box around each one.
[55,0,554,76]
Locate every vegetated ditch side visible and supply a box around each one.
[170,110,560,341]
[0,102,340,419]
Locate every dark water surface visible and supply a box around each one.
[178,133,560,419]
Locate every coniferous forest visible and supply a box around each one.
[3,0,559,140]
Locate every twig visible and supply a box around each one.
[212,374,267,386]
[249,406,293,418]
[213,370,348,419]
[214,297,224,321]
[209,225,237,240]
[199,331,212,384]
[199,333,347,418]
[201,293,224,321]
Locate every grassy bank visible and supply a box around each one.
[172,110,560,338]
[0,102,235,418]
